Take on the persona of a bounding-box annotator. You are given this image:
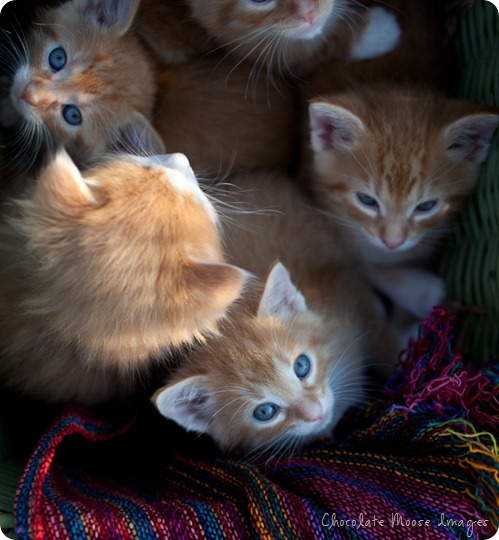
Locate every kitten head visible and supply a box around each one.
[154,263,364,455]
[14,146,247,363]
[8,0,155,163]
[187,0,338,47]
[308,87,499,263]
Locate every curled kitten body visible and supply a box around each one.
[0,151,246,404]
[152,57,299,176]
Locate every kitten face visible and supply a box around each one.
[15,150,246,359]
[308,88,499,263]
[187,0,337,44]
[8,0,155,162]
[154,263,364,454]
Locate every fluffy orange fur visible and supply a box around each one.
[7,0,156,165]
[153,170,401,453]
[152,57,299,176]
[0,151,247,404]
[306,85,499,266]
[136,0,214,65]
[137,0,400,78]
[301,84,499,318]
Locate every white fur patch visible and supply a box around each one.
[350,7,401,61]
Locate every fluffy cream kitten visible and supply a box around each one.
[0,148,247,404]
[153,169,401,454]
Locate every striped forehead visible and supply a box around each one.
[371,133,429,199]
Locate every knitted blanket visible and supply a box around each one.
[13,307,499,540]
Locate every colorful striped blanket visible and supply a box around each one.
[13,307,499,539]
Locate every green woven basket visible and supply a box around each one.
[440,0,499,363]
[0,2,498,540]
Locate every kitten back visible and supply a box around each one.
[0,151,247,403]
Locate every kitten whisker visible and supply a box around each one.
[246,32,281,98]
[224,32,275,87]
[209,25,276,80]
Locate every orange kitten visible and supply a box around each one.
[152,57,299,176]
[136,0,214,65]
[153,170,401,454]
[305,85,499,316]
[137,0,401,77]
[2,0,156,167]
[0,149,247,404]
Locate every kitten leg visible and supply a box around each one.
[349,7,402,61]
[366,266,446,319]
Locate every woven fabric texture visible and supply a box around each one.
[12,308,499,540]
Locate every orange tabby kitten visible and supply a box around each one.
[0,149,247,404]
[137,0,401,77]
[305,85,499,317]
[152,57,299,176]
[2,0,156,167]
[153,169,401,454]
[1,0,300,179]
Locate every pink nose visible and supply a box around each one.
[298,399,324,423]
[19,83,38,106]
[297,8,315,24]
[382,237,404,250]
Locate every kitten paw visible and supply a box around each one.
[350,7,402,61]
[410,274,446,319]
[367,266,446,319]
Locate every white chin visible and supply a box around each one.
[288,16,328,40]
[296,26,324,40]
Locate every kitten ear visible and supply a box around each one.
[37,150,97,207]
[309,101,364,152]
[257,262,307,318]
[444,113,499,164]
[81,0,139,35]
[189,262,248,315]
[109,112,166,156]
[153,375,213,434]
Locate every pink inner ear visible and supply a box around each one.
[463,126,495,163]
[312,114,336,150]
[448,115,499,164]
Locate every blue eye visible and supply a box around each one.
[253,403,279,422]
[62,105,81,126]
[294,354,311,379]
[356,193,378,208]
[48,47,67,72]
[415,200,438,212]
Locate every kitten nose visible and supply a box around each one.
[158,153,197,183]
[382,237,404,250]
[19,82,38,106]
[298,399,324,423]
[297,8,316,24]
[162,152,190,170]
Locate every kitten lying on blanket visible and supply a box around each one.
[154,169,401,454]
[0,147,246,404]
